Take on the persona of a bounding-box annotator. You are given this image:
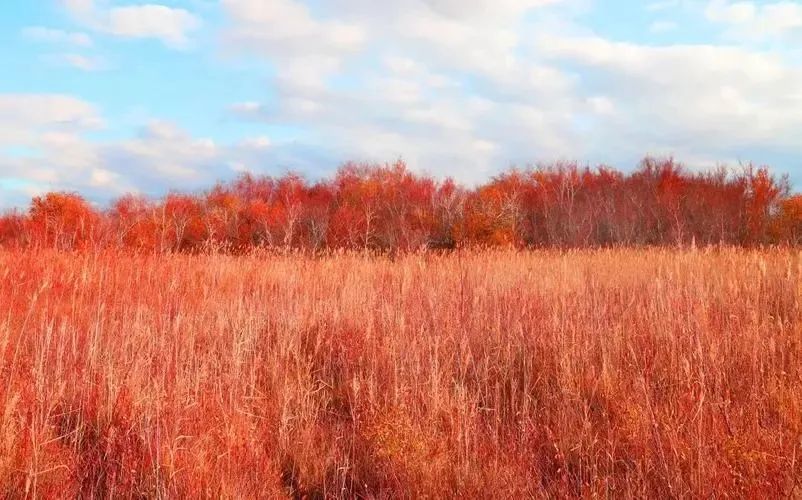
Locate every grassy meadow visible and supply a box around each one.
[1,248,801,498]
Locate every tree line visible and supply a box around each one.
[2,158,802,252]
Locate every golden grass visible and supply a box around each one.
[1,248,801,498]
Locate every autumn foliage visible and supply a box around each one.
[772,194,802,244]
[3,158,802,497]
[2,158,800,252]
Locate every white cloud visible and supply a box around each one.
[218,0,584,182]
[0,94,114,205]
[105,5,201,47]
[649,20,678,33]
[646,0,681,11]
[22,26,92,46]
[223,0,364,51]
[0,102,274,206]
[587,96,615,115]
[536,34,802,160]
[706,0,802,41]
[221,0,365,55]
[221,0,570,91]
[229,101,264,115]
[0,94,102,147]
[239,136,272,149]
[89,168,120,188]
[54,53,104,71]
[8,0,802,207]
[38,131,101,172]
[114,121,218,180]
[419,0,560,20]
[228,65,583,183]
[0,95,246,205]
[24,26,106,72]
[60,1,201,48]
[61,0,95,15]
[94,121,339,195]
[222,0,366,86]
[706,0,757,24]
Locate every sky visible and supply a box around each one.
[2,0,802,209]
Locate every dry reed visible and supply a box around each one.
[1,248,801,498]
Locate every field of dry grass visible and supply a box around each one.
[1,248,801,498]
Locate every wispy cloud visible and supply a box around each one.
[60,0,202,48]
[6,0,802,207]
[706,0,802,42]
[59,53,104,71]
[22,26,92,47]
[649,20,678,33]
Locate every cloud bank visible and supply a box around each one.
[2,0,802,208]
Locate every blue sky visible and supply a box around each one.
[2,0,802,208]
